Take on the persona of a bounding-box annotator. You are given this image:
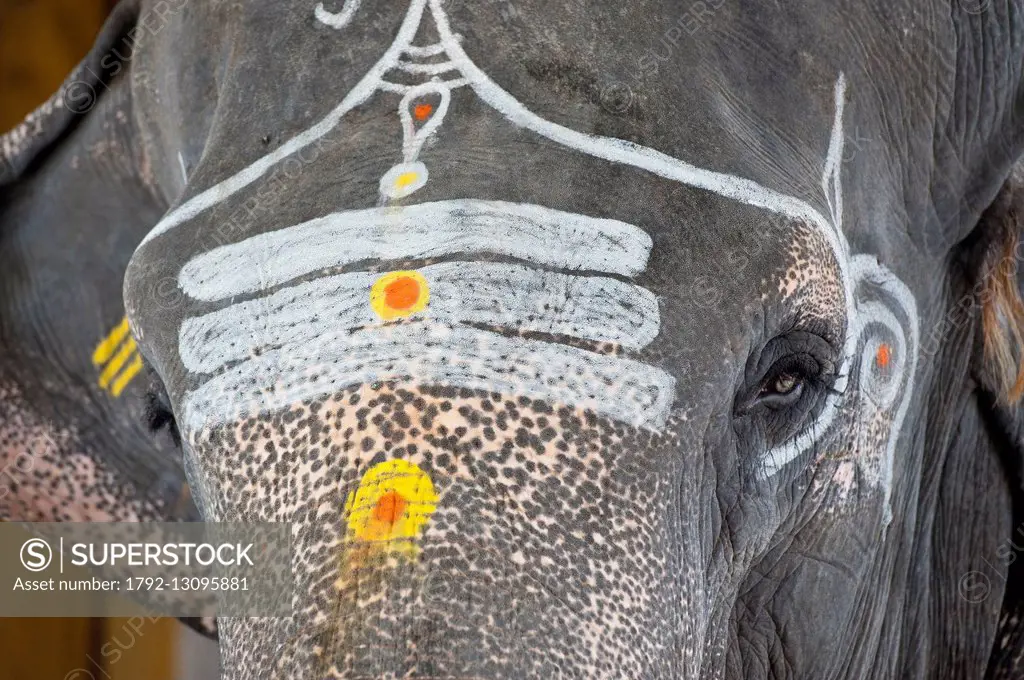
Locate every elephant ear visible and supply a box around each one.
[975,166,1024,405]
[0,1,199,525]
[0,0,214,641]
[959,164,1024,677]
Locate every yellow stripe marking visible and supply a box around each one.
[93,316,143,398]
[110,354,144,398]
[98,337,138,389]
[92,317,131,365]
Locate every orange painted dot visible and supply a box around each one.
[370,270,430,320]
[413,103,434,120]
[373,490,407,525]
[875,343,891,368]
[383,276,421,311]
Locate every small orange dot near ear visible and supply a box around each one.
[875,343,891,368]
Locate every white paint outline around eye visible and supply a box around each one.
[759,75,919,528]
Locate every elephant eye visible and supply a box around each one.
[752,357,816,409]
[734,330,839,454]
[759,371,804,404]
[773,373,799,394]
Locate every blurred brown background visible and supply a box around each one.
[0,0,111,130]
[1,1,215,678]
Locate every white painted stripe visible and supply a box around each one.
[821,73,847,244]
[177,151,188,183]
[404,43,446,58]
[396,60,458,75]
[181,322,676,432]
[179,261,661,374]
[178,200,654,301]
[379,78,469,95]
[379,80,415,94]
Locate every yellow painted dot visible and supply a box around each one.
[370,270,430,320]
[395,171,420,189]
[344,460,438,547]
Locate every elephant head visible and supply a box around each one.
[4,0,1024,677]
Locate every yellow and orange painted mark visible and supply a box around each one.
[93,316,143,398]
[370,270,430,320]
[343,459,438,556]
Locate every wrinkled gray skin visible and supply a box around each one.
[4,0,1024,677]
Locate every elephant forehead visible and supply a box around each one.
[129,197,837,462]
[124,0,848,380]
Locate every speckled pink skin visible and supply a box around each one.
[0,380,190,522]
